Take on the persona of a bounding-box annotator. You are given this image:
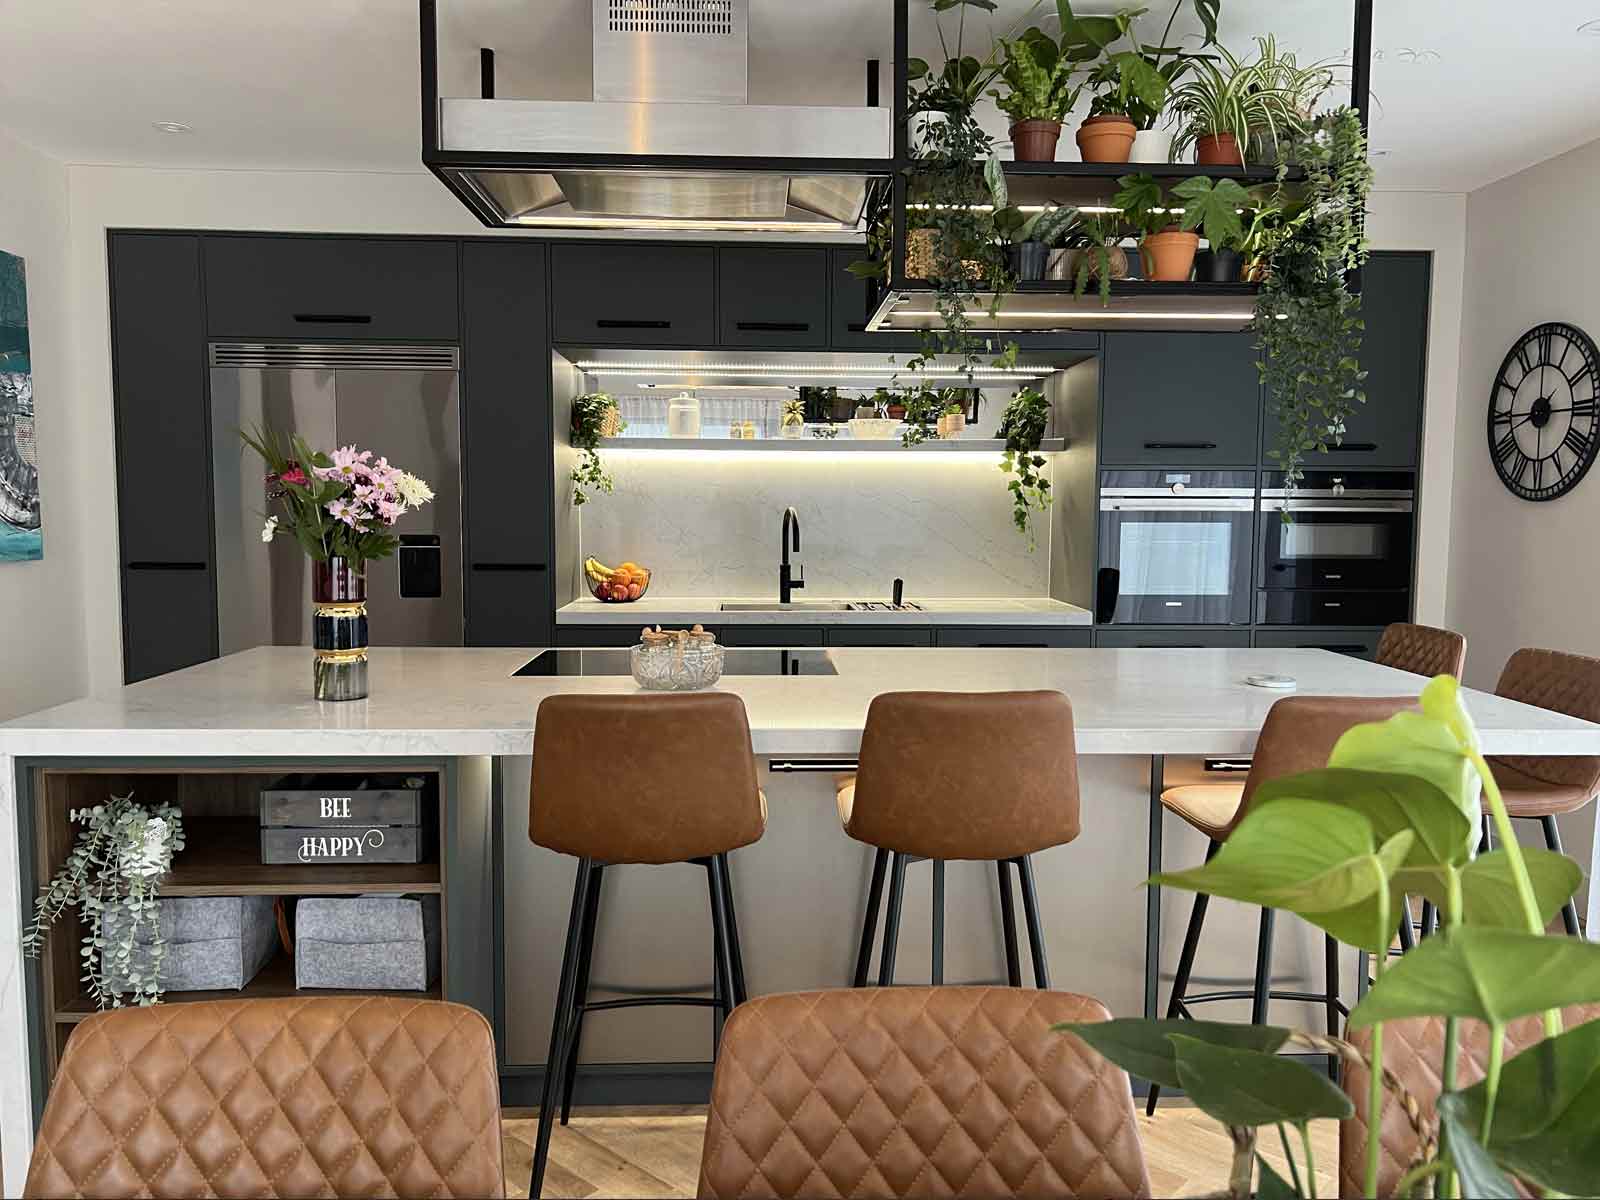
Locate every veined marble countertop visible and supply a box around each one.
[557,595,1093,626]
[2,645,1598,759]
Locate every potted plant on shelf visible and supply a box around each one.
[1172,174,1252,282]
[1247,33,1341,163]
[1046,210,1132,302]
[989,26,1087,162]
[1115,172,1198,281]
[570,391,623,505]
[1169,42,1298,166]
[937,400,967,439]
[989,168,1083,281]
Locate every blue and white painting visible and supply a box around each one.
[0,249,40,562]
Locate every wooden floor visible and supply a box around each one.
[502,1104,1339,1198]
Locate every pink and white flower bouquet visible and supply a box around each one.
[241,425,434,567]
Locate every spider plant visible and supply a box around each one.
[1168,44,1299,165]
[1246,34,1344,162]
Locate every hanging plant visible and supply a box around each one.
[23,793,185,1009]
[570,391,623,506]
[995,385,1052,547]
[1250,107,1374,494]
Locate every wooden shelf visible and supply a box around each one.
[992,161,1303,207]
[161,819,441,897]
[601,436,1066,453]
[54,954,441,1024]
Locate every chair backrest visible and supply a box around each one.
[1376,623,1467,679]
[1232,695,1417,835]
[531,692,765,864]
[1339,1006,1600,1198]
[24,996,505,1199]
[1490,647,1600,792]
[846,690,1080,861]
[696,987,1151,1200]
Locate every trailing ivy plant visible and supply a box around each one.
[995,385,1052,547]
[570,391,622,507]
[23,794,185,1009]
[1250,107,1374,493]
[1058,674,1600,1199]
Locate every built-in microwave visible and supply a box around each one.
[1096,470,1256,625]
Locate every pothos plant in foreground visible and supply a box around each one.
[23,794,185,1009]
[1058,675,1600,1198]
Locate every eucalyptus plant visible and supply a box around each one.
[570,391,622,506]
[1059,674,1600,1199]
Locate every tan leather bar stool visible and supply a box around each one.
[528,692,766,1199]
[1148,695,1413,1114]
[1376,621,1467,678]
[839,691,1080,990]
[1486,647,1600,937]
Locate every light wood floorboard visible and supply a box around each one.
[502,1105,1339,1198]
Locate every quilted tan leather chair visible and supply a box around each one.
[697,986,1151,1199]
[1375,622,1467,678]
[1339,1005,1600,1197]
[24,995,505,1199]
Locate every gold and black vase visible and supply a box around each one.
[312,557,368,701]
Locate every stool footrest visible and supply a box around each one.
[1178,988,1349,1014]
[578,996,726,1014]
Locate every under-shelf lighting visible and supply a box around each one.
[881,310,1256,325]
[600,446,1038,465]
[509,214,859,234]
[573,360,1046,381]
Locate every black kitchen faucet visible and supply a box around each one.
[779,507,804,604]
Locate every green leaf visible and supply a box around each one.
[1251,767,1474,870]
[1191,0,1220,44]
[1113,172,1164,232]
[1170,1036,1354,1126]
[845,258,886,280]
[1053,1018,1289,1088]
[1172,176,1248,249]
[1255,1156,1299,1200]
[1436,1094,1520,1199]
[1328,710,1479,842]
[1395,848,1583,931]
[1451,1017,1600,1194]
[984,155,1008,211]
[1350,927,1600,1029]
[906,57,930,81]
[1151,800,1409,951]
[1419,673,1480,754]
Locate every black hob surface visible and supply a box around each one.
[513,648,838,677]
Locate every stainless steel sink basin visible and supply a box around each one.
[719,601,853,612]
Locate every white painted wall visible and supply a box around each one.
[0,132,82,721]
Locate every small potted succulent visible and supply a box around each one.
[937,401,967,439]
[989,27,1086,162]
[780,397,805,438]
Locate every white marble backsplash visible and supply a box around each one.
[577,451,1051,597]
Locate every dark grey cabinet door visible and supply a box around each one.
[203,236,458,341]
[827,627,934,647]
[935,626,1093,648]
[1100,331,1261,467]
[462,242,553,646]
[718,625,827,647]
[719,248,828,348]
[828,248,920,351]
[1262,252,1431,469]
[555,624,658,648]
[122,566,216,683]
[1253,627,1383,660]
[551,243,714,346]
[1095,627,1253,648]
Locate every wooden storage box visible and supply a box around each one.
[260,825,428,865]
[294,895,441,991]
[260,774,427,827]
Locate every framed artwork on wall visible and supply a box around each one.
[0,249,40,562]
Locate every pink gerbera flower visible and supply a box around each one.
[326,498,363,528]
[314,445,373,483]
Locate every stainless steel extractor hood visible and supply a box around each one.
[426,0,893,232]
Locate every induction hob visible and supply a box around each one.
[513,648,838,677]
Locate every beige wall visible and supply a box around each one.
[0,131,81,720]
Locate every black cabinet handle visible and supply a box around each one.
[471,562,548,572]
[1322,442,1378,452]
[735,321,810,333]
[1315,644,1371,653]
[596,319,671,330]
[127,561,208,571]
[292,313,372,325]
[1142,643,1202,648]
[1144,441,1217,450]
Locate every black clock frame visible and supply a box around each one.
[1488,321,1600,502]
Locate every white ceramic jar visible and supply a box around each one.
[666,391,702,438]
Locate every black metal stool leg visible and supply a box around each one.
[531,857,594,1199]
[559,861,604,1125]
[1356,950,1370,1000]
[1017,855,1051,990]
[707,863,728,1055]
[853,848,890,988]
[1396,905,1417,952]
[1324,933,1341,1079]
[716,853,748,1003]
[707,858,737,1058]
[1541,815,1583,936]
[1479,813,1491,854]
[1251,907,1276,1026]
[878,852,908,986]
[997,859,1022,987]
[931,860,946,985]
[1146,841,1217,1115]
[1419,900,1437,938]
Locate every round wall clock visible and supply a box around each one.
[1489,321,1600,501]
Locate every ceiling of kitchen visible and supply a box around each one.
[0,1,1597,192]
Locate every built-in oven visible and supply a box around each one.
[1256,471,1415,625]
[1096,470,1256,625]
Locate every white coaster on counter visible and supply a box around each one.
[1245,673,1298,690]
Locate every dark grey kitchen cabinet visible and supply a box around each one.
[719,248,828,348]
[935,626,1093,648]
[1095,627,1253,648]
[718,625,827,647]
[1100,331,1261,467]
[1253,627,1383,660]
[461,242,554,646]
[108,232,217,682]
[203,236,458,341]
[555,624,659,648]
[1261,252,1430,469]
[550,243,714,346]
[827,627,934,647]
[828,248,920,351]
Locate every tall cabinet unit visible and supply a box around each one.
[109,233,218,683]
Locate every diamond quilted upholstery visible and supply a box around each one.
[1375,623,1466,680]
[1338,1005,1600,1199]
[1489,647,1600,801]
[696,987,1150,1200]
[24,996,505,1199]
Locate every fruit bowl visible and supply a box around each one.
[585,558,651,603]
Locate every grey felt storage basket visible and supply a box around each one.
[294,895,441,991]
[102,895,277,993]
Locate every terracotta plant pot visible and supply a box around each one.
[1195,131,1243,166]
[1140,228,1200,282]
[1010,118,1062,162]
[1075,114,1137,164]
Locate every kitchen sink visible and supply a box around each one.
[720,602,853,612]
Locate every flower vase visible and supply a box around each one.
[312,557,368,701]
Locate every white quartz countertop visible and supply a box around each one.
[3,646,1599,759]
[557,595,1093,626]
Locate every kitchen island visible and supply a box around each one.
[3,644,1598,1185]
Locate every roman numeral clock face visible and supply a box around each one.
[1489,322,1600,501]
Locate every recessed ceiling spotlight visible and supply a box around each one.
[152,121,192,134]
[1579,18,1600,35]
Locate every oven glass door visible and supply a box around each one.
[1258,503,1414,590]
[1097,499,1254,624]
